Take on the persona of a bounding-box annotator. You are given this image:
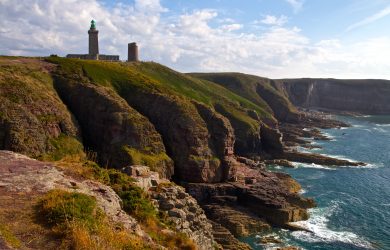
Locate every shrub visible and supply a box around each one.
[38,189,100,229]
[118,186,157,223]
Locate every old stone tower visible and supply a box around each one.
[88,20,99,58]
[128,42,139,62]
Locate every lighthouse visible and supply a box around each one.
[66,20,119,61]
[88,20,99,59]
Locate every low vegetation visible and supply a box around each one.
[37,189,148,249]
[55,155,196,249]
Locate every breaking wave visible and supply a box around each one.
[290,201,374,249]
[293,162,336,171]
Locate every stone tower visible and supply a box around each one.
[128,42,139,62]
[88,20,99,59]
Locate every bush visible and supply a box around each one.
[118,186,157,222]
[38,189,100,228]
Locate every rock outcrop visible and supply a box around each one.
[202,204,270,237]
[121,89,220,183]
[53,72,174,178]
[186,163,316,227]
[193,102,238,181]
[210,221,252,250]
[124,165,217,250]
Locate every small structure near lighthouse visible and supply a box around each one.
[66,20,120,61]
[128,42,139,62]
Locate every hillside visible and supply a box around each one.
[189,72,300,122]
[0,56,373,249]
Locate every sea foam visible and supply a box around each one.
[290,201,374,249]
[293,162,336,171]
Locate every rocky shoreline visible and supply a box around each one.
[189,110,368,249]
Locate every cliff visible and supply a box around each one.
[1,56,376,249]
[190,73,300,122]
[274,78,390,115]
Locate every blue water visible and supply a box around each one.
[244,115,390,250]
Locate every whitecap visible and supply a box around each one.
[290,202,374,249]
[293,162,336,171]
[299,189,307,194]
[321,132,336,140]
[319,153,359,163]
[376,123,390,127]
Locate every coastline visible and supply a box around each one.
[245,114,390,250]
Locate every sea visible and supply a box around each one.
[242,115,390,250]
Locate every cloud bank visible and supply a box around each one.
[1,0,390,79]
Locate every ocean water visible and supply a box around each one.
[243,115,390,250]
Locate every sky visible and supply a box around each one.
[1,0,390,79]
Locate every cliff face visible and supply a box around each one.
[50,58,242,183]
[53,72,174,178]
[0,58,82,160]
[275,78,390,114]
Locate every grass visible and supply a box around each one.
[124,146,171,173]
[190,72,298,121]
[40,134,84,161]
[37,190,101,229]
[0,223,21,248]
[37,189,150,249]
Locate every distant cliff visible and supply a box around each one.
[273,78,390,115]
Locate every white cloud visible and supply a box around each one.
[220,23,243,32]
[346,6,390,31]
[1,0,390,79]
[259,15,288,26]
[177,10,218,36]
[285,0,304,13]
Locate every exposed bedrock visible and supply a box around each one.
[185,164,316,228]
[0,60,81,159]
[260,124,284,154]
[276,79,390,114]
[193,102,238,181]
[118,87,233,183]
[214,103,262,156]
[53,75,174,178]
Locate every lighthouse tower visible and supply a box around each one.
[88,20,99,59]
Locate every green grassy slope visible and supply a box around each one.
[189,72,300,122]
[47,58,275,156]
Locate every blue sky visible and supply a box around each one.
[1,0,390,79]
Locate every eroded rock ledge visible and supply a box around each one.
[123,165,217,250]
[184,162,315,249]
